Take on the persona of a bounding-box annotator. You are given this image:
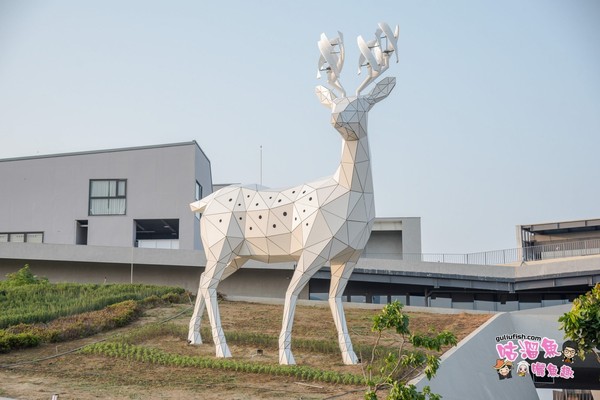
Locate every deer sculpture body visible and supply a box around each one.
[188,23,399,365]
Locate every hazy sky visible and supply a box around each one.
[1,1,598,254]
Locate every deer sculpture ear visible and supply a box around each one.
[367,77,396,105]
[315,85,337,108]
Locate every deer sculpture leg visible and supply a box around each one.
[202,257,232,358]
[188,285,206,345]
[279,249,328,365]
[329,258,359,364]
[188,257,247,346]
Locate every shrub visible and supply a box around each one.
[0,330,40,353]
[362,301,457,399]
[140,295,162,308]
[1,265,48,288]
[161,292,187,303]
[559,283,600,362]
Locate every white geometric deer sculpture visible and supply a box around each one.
[188,23,399,365]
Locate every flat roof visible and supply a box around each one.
[372,217,419,231]
[0,141,208,163]
[520,218,600,235]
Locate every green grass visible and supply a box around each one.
[0,283,185,329]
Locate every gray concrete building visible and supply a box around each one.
[0,142,212,250]
[517,218,600,261]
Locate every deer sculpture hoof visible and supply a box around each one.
[279,349,296,365]
[342,350,359,365]
[215,343,232,358]
[187,332,202,345]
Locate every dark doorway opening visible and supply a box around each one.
[76,220,88,245]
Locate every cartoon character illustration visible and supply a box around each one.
[493,358,513,380]
[517,360,530,377]
[562,340,578,363]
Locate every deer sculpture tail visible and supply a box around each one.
[190,195,213,213]
[190,186,232,213]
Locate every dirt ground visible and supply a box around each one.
[0,300,491,399]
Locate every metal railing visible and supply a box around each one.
[381,238,600,266]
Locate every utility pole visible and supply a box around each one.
[260,145,263,185]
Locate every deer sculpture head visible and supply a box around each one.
[316,77,396,141]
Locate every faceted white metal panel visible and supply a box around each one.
[188,23,398,365]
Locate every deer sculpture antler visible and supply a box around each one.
[317,31,345,96]
[356,23,399,95]
[317,23,398,96]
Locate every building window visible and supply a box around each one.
[10,233,25,242]
[195,181,203,219]
[25,233,44,243]
[0,232,44,243]
[89,179,126,215]
[135,219,179,249]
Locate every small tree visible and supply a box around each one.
[3,264,48,287]
[362,301,457,400]
[558,283,600,363]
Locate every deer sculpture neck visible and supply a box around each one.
[337,96,373,190]
[317,75,397,196]
[335,134,372,191]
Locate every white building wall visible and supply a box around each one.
[364,217,422,259]
[400,217,422,255]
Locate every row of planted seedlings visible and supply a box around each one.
[111,321,399,358]
[81,340,365,385]
[77,321,407,386]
